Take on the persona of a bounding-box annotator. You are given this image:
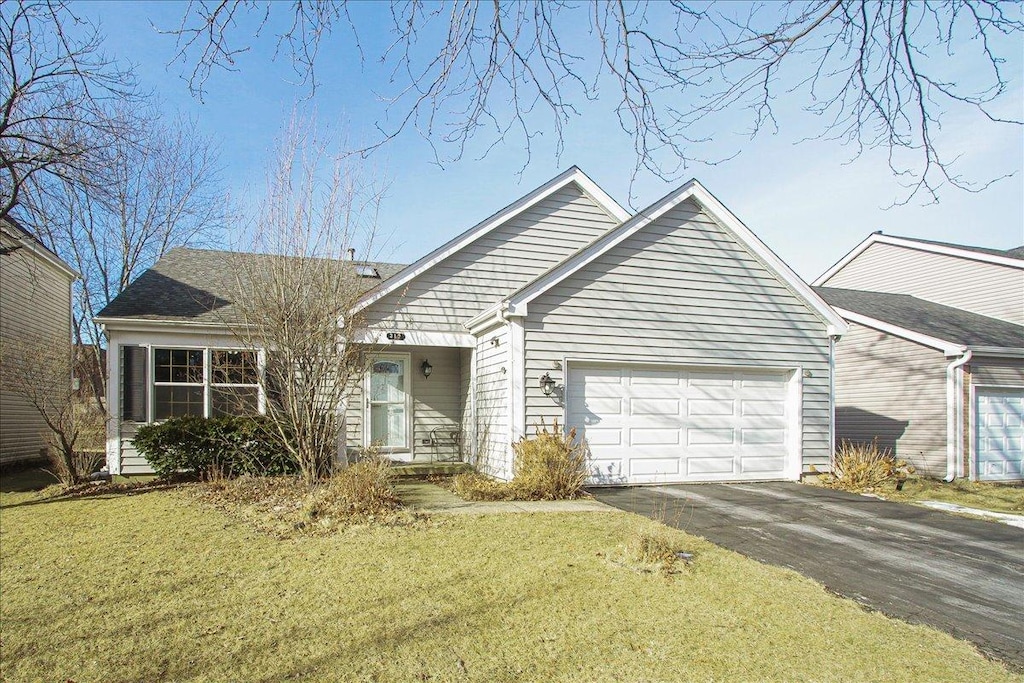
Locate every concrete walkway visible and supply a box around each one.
[592,482,1024,668]
[397,481,613,515]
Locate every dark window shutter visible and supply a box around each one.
[121,346,148,422]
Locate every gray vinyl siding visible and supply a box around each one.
[364,184,619,332]
[0,233,74,465]
[345,346,463,461]
[523,199,833,472]
[474,326,510,478]
[119,422,151,475]
[823,242,1024,325]
[972,357,1024,387]
[832,324,948,477]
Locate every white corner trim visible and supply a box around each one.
[353,328,475,348]
[508,179,847,334]
[813,233,1023,286]
[835,308,965,355]
[353,167,627,313]
[508,317,526,444]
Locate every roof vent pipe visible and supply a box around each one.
[347,248,356,260]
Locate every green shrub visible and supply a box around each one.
[511,420,588,500]
[821,439,915,492]
[133,416,297,480]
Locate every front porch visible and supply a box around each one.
[346,344,473,464]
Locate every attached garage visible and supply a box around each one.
[567,363,799,484]
[974,387,1024,481]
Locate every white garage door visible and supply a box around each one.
[975,388,1024,482]
[567,364,796,484]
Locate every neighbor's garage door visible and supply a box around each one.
[975,387,1024,482]
[567,364,795,484]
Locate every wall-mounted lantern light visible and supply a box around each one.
[421,359,433,378]
[539,372,556,396]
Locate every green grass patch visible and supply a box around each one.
[875,477,1024,514]
[1,483,1018,681]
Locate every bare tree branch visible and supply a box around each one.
[166,1,1022,203]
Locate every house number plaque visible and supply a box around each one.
[386,332,406,341]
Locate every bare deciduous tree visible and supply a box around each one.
[229,118,385,484]
[167,1,1022,202]
[0,0,140,221]
[22,110,227,411]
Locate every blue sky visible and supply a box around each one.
[82,2,1022,280]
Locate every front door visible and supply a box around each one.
[367,354,411,452]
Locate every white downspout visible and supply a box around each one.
[944,350,972,482]
[828,334,839,471]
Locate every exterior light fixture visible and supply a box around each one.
[539,372,556,396]
[421,359,433,378]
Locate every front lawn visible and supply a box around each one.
[0,483,1017,682]
[873,477,1024,514]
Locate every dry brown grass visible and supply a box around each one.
[819,440,914,493]
[444,421,590,502]
[187,457,413,538]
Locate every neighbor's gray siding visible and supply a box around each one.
[833,324,948,477]
[346,345,462,461]
[364,184,619,332]
[474,326,509,478]
[823,242,1024,325]
[523,199,833,471]
[972,357,1024,387]
[0,231,74,465]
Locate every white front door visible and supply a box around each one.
[975,387,1024,481]
[366,354,411,452]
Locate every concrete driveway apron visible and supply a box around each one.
[591,482,1024,668]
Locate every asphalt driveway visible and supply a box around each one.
[591,482,1024,668]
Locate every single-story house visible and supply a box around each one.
[98,167,847,484]
[814,233,1024,481]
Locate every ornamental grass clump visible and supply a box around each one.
[302,454,400,524]
[823,439,914,492]
[511,420,588,500]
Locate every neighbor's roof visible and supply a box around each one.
[813,232,1023,286]
[815,286,1024,350]
[883,234,1024,260]
[0,217,79,279]
[96,247,406,325]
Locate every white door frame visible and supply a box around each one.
[364,352,413,455]
[970,383,1024,481]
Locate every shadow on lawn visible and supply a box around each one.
[0,467,187,510]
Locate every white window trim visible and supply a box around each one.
[150,346,263,421]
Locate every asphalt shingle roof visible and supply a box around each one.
[97,247,406,324]
[815,286,1024,350]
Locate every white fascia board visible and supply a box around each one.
[509,179,848,334]
[353,328,475,348]
[464,302,506,334]
[835,308,965,355]
[95,317,235,334]
[813,233,1023,286]
[353,167,628,314]
[968,346,1024,359]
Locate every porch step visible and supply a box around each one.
[390,462,473,479]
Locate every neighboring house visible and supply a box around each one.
[97,167,846,484]
[814,233,1024,482]
[0,218,78,466]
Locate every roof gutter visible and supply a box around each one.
[945,349,972,482]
